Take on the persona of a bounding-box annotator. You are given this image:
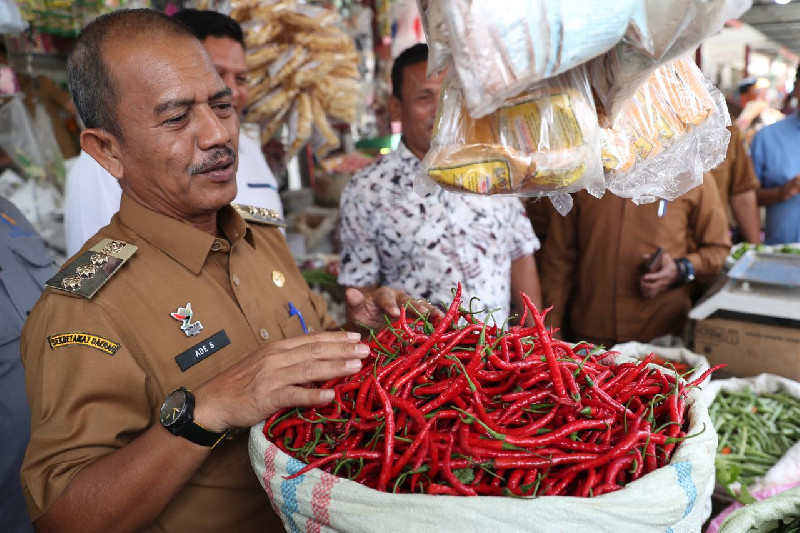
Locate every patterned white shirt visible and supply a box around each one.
[338,141,539,324]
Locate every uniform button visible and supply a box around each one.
[232,274,240,286]
[210,240,222,251]
[260,328,269,340]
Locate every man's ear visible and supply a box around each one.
[388,95,401,123]
[80,128,124,181]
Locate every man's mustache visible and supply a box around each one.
[188,146,237,175]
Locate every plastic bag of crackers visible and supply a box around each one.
[417,66,604,214]
[599,55,730,204]
[232,0,361,158]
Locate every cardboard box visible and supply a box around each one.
[692,317,800,381]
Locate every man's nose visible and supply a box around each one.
[196,105,233,150]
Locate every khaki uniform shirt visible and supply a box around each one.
[21,194,335,532]
[540,177,730,347]
[708,126,759,221]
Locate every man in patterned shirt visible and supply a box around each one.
[339,44,542,325]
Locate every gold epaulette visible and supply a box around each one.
[232,204,286,228]
[46,239,137,299]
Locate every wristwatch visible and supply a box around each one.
[159,387,227,447]
[670,258,696,288]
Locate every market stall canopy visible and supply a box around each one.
[742,0,800,56]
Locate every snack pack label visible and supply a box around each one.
[429,160,511,194]
[495,93,583,151]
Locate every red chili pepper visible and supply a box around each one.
[370,375,395,492]
[284,450,382,480]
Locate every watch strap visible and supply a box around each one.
[670,258,695,288]
[174,420,228,447]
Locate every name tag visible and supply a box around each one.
[175,330,230,372]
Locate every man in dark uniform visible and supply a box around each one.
[0,195,55,533]
[20,9,421,532]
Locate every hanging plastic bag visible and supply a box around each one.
[599,56,730,204]
[0,0,26,33]
[590,0,751,122]
[424,0,638,118]
[417,0,451,77]
[0,98,47,183]
[33,101,66,193]
[417,66,603,206]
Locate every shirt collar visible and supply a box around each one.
[396,138,421,166]
[118,194,251,275]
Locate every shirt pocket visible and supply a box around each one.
[277,295,318,339]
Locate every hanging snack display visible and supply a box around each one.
[420,67,603,199]
[232,0,361,159]
[419,55,729,208]
[417,0,748,207]
[16,0,152,36]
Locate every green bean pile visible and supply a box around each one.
[710,389,800,491]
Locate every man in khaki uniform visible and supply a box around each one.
[707,126,761,244]
[20,10,420,532]
[540,177,730,348]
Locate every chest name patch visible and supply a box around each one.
[48,333,121,356]
[175,330,230,372]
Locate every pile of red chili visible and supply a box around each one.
[264,284,722,497]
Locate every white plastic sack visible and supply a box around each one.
[249,355,717,533]
[610,341,711,378]
[718,486,800,533]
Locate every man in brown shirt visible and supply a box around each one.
[707,126,761,244]
[540,176,730,348]
[20,10,421,532]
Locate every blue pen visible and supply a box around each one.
[288,302,309,333]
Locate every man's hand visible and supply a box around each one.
[640,250,677,298]
[345,286,442,331]
[783,176,800,201]
[193,331,368,432]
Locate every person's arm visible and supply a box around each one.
[726,128,762,243]
[730,190,762,243]
[539,199,578,333]
[505,199,541,325]
[510,254,541,327]
[749,128,800,207]
[24,296,368,533]
[756,176,800,206]
[337,175,380,298]
[34,423,211,533]
[685,178,732,284]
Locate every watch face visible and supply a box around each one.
[160,390,187,428]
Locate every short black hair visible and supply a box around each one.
[391,43,429,100]
[67,9,195,138]
[172,9,245,48]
